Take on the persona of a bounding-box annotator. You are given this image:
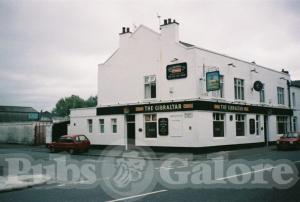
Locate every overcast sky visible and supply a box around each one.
[1,0,300,111]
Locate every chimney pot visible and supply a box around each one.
[168,18,171,24]
[126,27,130,33]
[122,27,126,33]
[164,19,167,25]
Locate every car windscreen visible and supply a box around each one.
[59,137,74,143]
[284,133,299,138]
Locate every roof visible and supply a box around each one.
[179,41,195,47]
[179,40,289,76]
[0,106,38,113]
[291,80,300,88]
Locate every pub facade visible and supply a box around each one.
[68,19,293,148]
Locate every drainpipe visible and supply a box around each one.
[287,80,292,131]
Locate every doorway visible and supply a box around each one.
[126,115,135,148]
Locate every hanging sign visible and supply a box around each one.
[206,71,220,91]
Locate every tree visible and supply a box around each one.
[52,95,98,117]
[85,96,97,107]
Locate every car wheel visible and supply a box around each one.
[69,149,75,155]
[49,147,56,153]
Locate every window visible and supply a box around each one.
[277,116,288,134]
[213,113,225,137]
[249,119,255,135]
[292,92,296,108]
[236,114,245,136]
[293,116,297,132]
[111,118,117,133]
[212,75,224,98]
[144,75,156,99]
[256,115,260,135]
[87,119,93,133]
[234,78,244,100]
[277,87,285,105]
[259,84,265,103]
[99,119,104,133]
[145,114,157,138]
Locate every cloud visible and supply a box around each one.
[0,0,300,111]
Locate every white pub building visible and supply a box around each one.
[68,18,293,148]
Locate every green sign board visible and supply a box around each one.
[206,71,220,91]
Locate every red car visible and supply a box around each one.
[276,132,300,150]
[48,135,90,154]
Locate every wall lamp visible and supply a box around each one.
[251,68,258,73]
[228,63,236,67]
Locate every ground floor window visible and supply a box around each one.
[293,116,297,132]
[87,119,93,133]
[111,118,117,133]
[236,114,245,136]
[213,113,225,137]
[277,116,288,134]
[99,119,104,133]
[145,114,157,138]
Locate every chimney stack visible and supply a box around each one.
[160,18,179,43]
[119,26,132,47]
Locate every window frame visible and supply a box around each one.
[111,118,117,133]
[87,119,93,133]
[144,75,156,99]
[213,113,225,137]
[277,87,285,105]
[236,114,246,136]
[144,114,157,138]
[234,78,245,100]
[259,84,265,103]
[277,116,288,134]
[99,119,105,134]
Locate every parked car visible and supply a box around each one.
[276,132,300,150]
[48,135,90,154]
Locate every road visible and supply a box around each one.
[0,144,299,202]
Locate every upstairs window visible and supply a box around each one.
[212,75,224,98]
[234,78,244,100]
[277,87,285,105]
[144,75,156,99]
[259,84,265,103]
[87,119,93,133]
[292,92,296,108]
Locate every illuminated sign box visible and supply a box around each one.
[166,62,187,80]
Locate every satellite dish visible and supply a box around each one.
[253,81,263,91]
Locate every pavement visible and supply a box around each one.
[0,143,299,202]
[0,174,50,192]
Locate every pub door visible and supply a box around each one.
[126,115,135,149]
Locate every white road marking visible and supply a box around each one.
[106,189,168,202]
[215,167,275,181]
